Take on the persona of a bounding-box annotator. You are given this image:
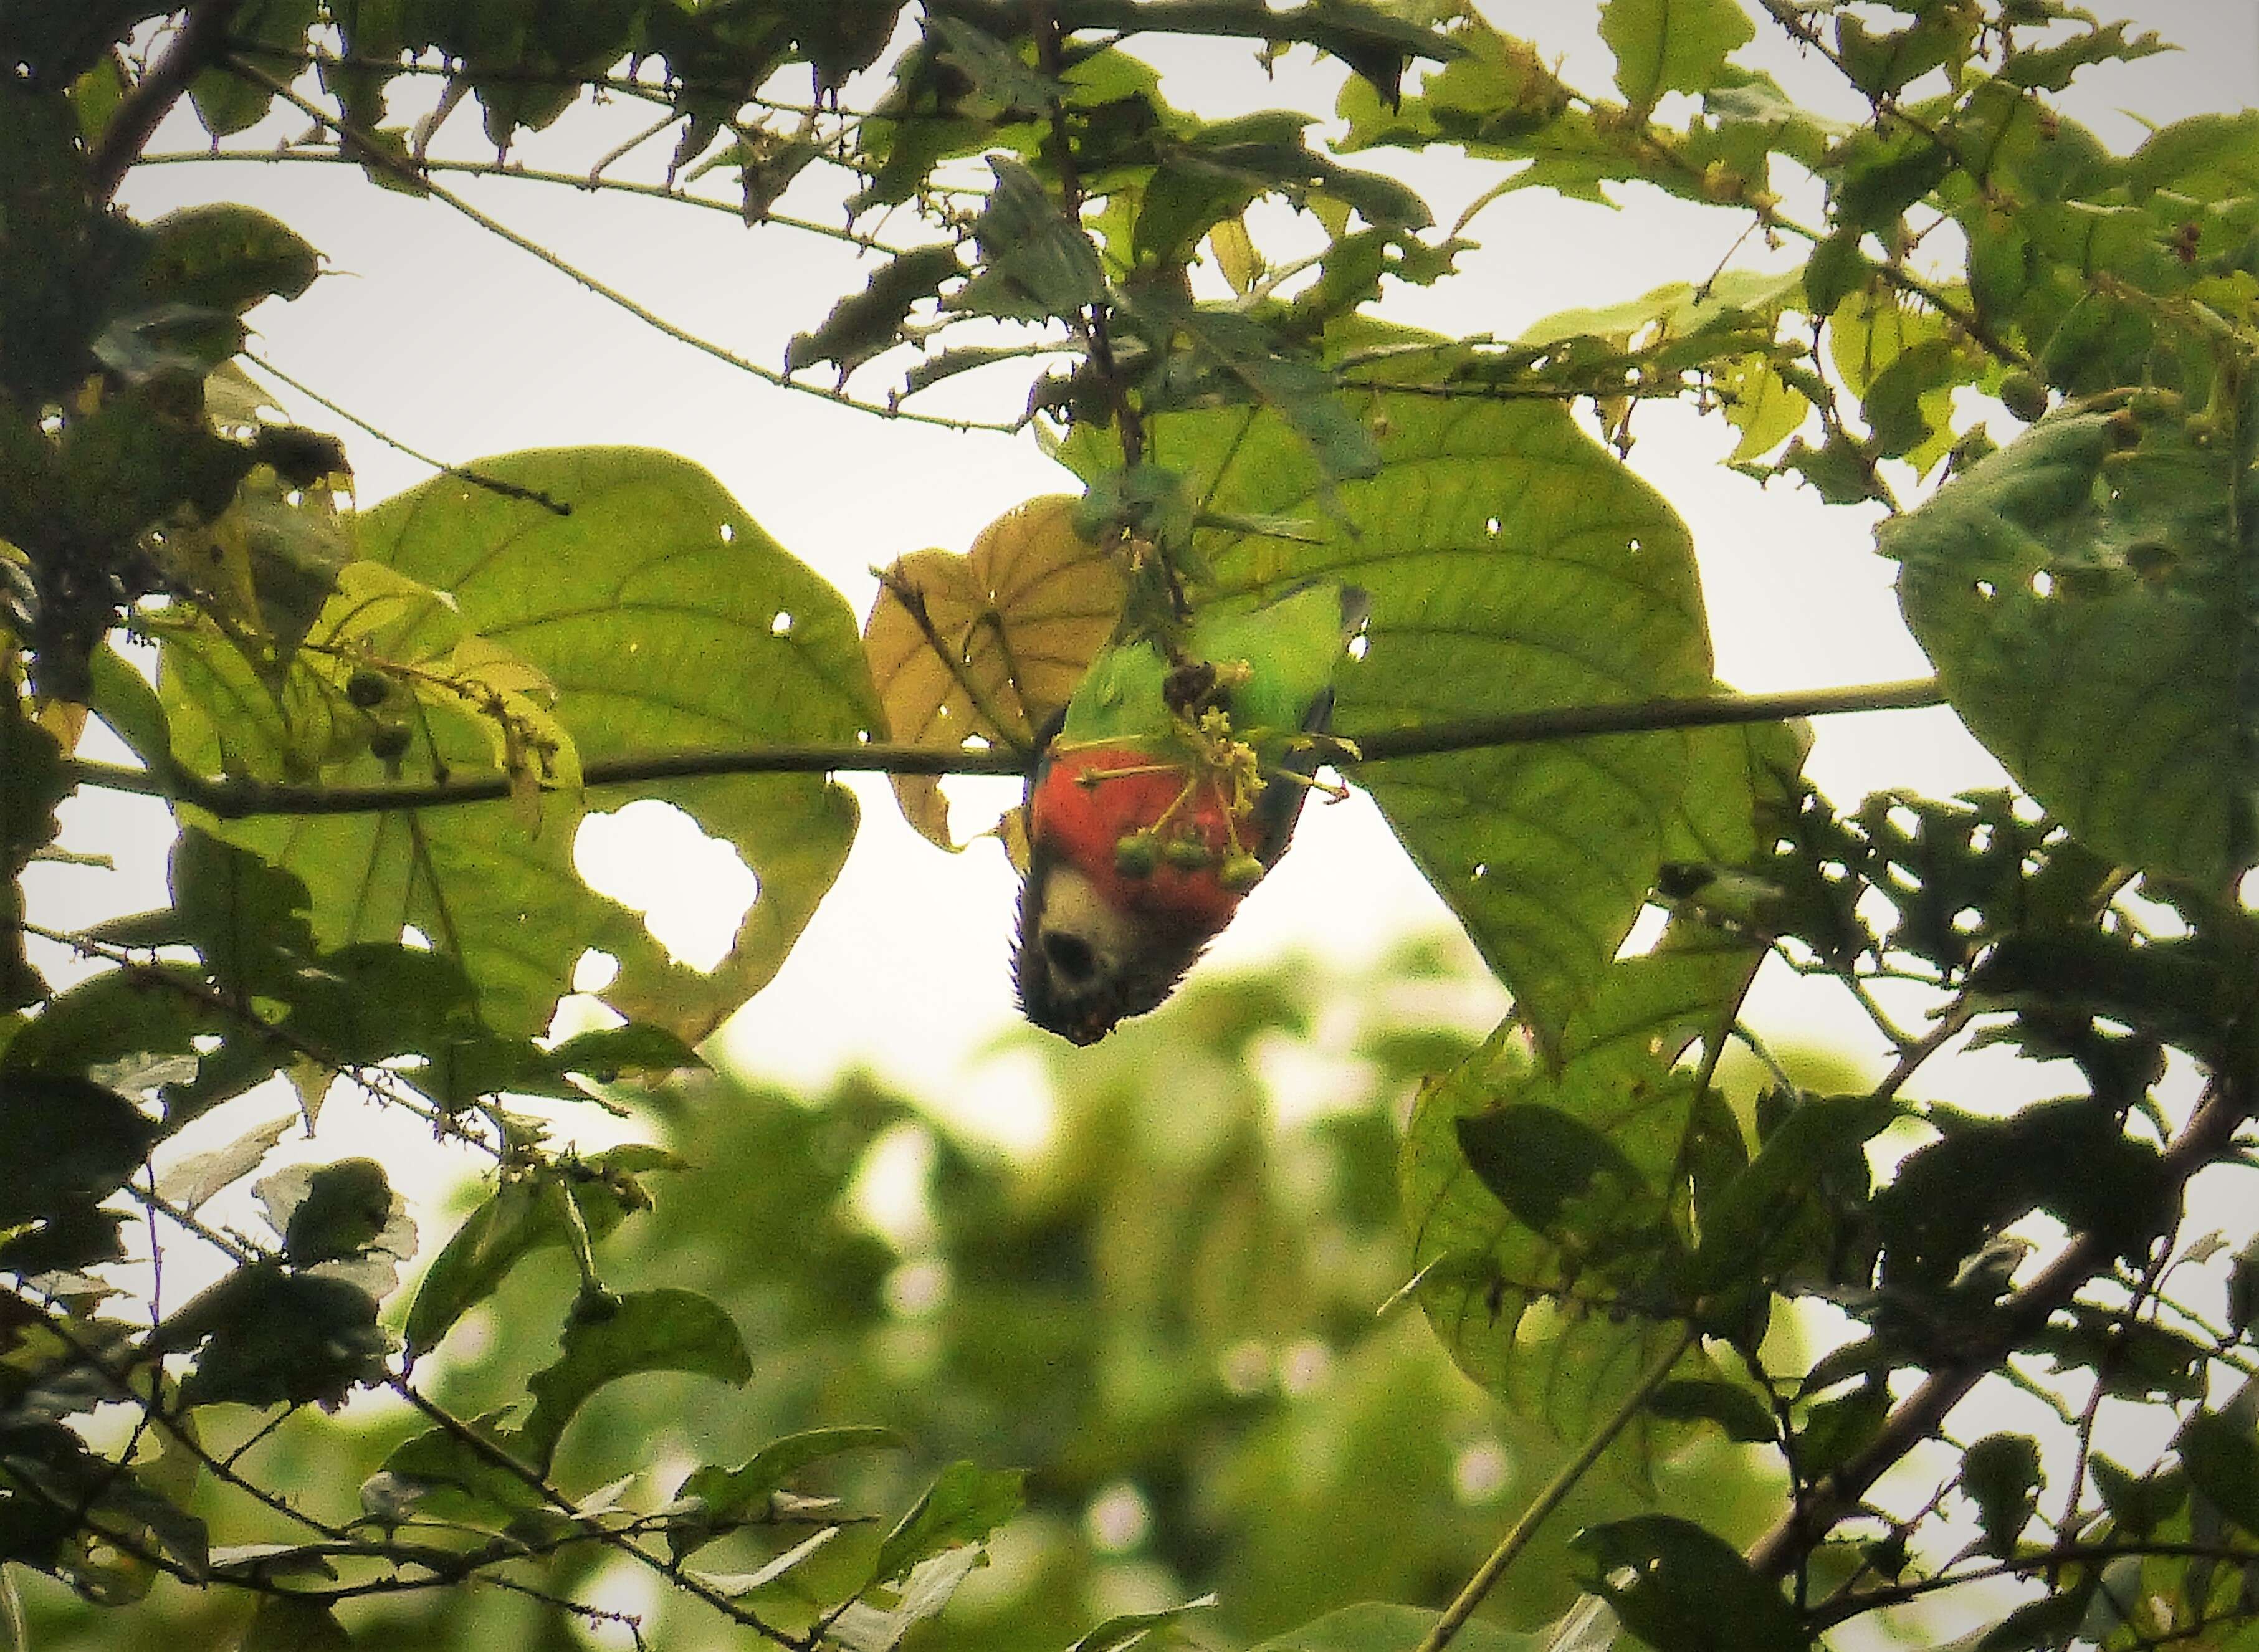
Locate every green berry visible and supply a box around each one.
[368,722,411,761]
[1219,851,1264,892]
[1114,833,1158,877]
[1162,836,1213,871]
[1999,371,2048,423]
[345,668,389,709]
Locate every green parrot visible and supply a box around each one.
[1013,580,1368,1043]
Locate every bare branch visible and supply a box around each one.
[61,677,1949,818]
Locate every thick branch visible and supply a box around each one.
[88,1,244,203]
[1747,1068,2256,1581]
[62,677,1948,818]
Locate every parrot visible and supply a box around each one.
[1013,580,1368,1044]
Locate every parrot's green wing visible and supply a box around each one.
[1195,582,1366,739]
[1057,635,1175,745]
[1056,581,1364,749]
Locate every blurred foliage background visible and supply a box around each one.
[15,937,1785,1650]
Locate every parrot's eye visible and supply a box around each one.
[1042,930,1097,983]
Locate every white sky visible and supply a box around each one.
[34,1,2255,1131]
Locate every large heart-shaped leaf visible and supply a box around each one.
[165,448,876,1040]
[1071,373,1737,1053]
[1400,925,1759,1473]
[1885,401,2253,886]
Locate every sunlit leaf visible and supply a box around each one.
[1067,354,1744,1051]
[867,494,1125,848]
[165,449,876,1040]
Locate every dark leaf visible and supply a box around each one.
[2177,1409,2259,1537]
[1646,1379,1777,1443]
[1571,1514,1804,1652]
[0,1071,161,1227]
[1962,1433,2042,1557]
[518,1288,753,1468]
[167,1266,388,1409]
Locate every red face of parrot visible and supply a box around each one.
[1013,745,1253,1044]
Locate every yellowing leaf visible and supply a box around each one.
[1717,353,1809,462]
[865,495,1125,849]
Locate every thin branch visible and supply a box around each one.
[1414,1325,1698,1652]
[386,1381,810,1650]
[61,676,1951,818]
[136,145,913,254]
[89,1,244,203]
[1747,1069,2255,1581]
[216,56,1019,436]
[241,351,573,515]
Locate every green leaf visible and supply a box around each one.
[1571,1514,1803,1652]
[364,1411,542,1526]
[830,1548,987,1652]
[1065,1597,1219,1652]
[955,156,1109,322]
[134,204,320,315]
[787,243,962,380]
[1398,929,1757,1469]
[167,827,320,997]
[1686,1092,1896,1293]
[2176,1408,2259,1536]
[1798,1380,1889,1478]
[239,1594,353,1652]
[404,1147,677,1358]
[869,1460,1025,1587]
[1248,1603,1537,1651]
[1600,0,1755,114]
[1962,1433,2043,1558]
[1071,360,1731,1050]
[0,1071,162,1228]
[169,447,874,1041]
[167,1266,389,1409]
[518,1287,753,1469]
[1884,403,2253,884]
[188,0,320,135]
[671,1425,907,1559]
[153,1111,293,1211]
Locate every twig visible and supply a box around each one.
[241,351,572,515]
[216,56,1020,437]
[62,677,1951,817]
[386,1382,810,1649]
[135,146,912,254]
[88,1,244,203]
[1413,1325,1698,1652]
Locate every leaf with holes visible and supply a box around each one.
[1064,352,1761,1053]
[867,494,1125,849]
[1398,925,1758,1475]
[165,449,877,1040]
[1884,403,2253,886]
